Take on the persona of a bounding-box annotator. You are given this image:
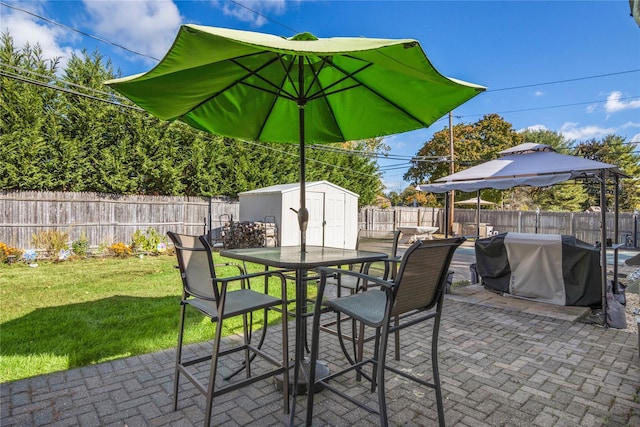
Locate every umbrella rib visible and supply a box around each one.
[231,56,298,100]
[278,54,305,102]
[329,57,431,126]
[304,57,370,102]
[182,52,300,118]
[180,55,292,118]
[301,56,330,102]
[253,55,299,140]
[240,81,297,101]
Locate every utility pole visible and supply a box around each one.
[448,112,455,235]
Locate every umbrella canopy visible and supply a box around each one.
[105,25,486,250]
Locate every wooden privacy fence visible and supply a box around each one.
[453,208,638,245]
[0,191,238,249]
[0,191,638,249]
[359,207,441,231]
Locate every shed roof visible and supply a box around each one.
[239,180,359,197]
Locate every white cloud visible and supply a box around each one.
[630,133,640,143]
[604,91,640,114]
[533,90,543,97]
[559,122,616,141]
[519,124,548,133]
[620,121,640,130]
[1,2,80,70]
[211,0,287,27]
[83,0,183,62]
[381,179,406,193]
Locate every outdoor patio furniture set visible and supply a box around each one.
[167,230,462,426]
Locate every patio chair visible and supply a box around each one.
[320,230,402,362]
[306,237,465,427]
[167,232,289,427]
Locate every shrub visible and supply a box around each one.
[130,227,167,254]
[71,233,90,257]
[0,242,22,263]
[31,229,69,257]
[107,242,132,258]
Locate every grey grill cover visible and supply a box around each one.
[475,233,601,307]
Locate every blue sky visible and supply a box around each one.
[2,0,639,192]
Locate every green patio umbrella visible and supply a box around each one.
[105,25,485,251]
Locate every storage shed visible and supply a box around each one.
[239,181,359,248]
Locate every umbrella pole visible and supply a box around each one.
[299,106,308,252]
[298,58,309,253]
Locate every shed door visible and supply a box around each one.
[306,192,324,246]
[324,193,345,248]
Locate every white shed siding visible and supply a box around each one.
[344,192,359,249]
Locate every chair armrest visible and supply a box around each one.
[362,256,401,279]
[213,269,288,303]
[213,262,246,275]
[316,266,394,290]
[312,267,395,322]
[214,269,287,285]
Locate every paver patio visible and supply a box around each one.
[2,244,639,426]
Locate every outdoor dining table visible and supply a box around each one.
[219,245,387,425]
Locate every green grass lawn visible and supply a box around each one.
[0,254,295,383]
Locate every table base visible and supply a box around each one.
[274,360,329,395]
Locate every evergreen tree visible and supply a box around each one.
[0,33,61,190]
[576,135,640,210]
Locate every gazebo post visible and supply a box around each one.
[599,169,608,327]
[614,175,620,244]
[476,189,481,238]
[444,191,450,238]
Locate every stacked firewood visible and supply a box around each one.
[222,221,277,248]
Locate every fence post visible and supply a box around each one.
[634,209,638,248]
[372,208,375,230]
[518,211,522,233]
[569,212,574,236]
[208,197,212,243]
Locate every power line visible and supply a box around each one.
[0,1,161,61]
[230,139,378,177]
[490,69,640,92]
[4,0,638,99]
[308,144,416,161]
[0,69,145,111]
[3,3,638,170]
[3,68,637,164]
[228,0,299,35]
[0,61,135,104]
[0,66,382,176]
[0,67,388,171]
[461,95,640,118]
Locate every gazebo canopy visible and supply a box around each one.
[418,143,624,193]
[454,197,495,206]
